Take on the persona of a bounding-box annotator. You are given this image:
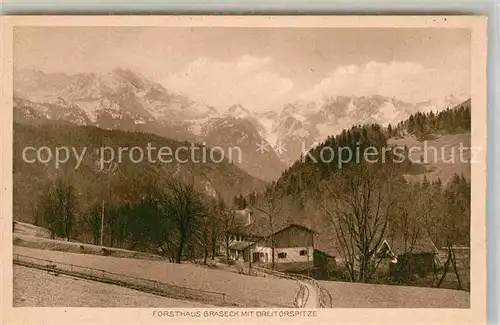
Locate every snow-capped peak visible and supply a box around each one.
[226,104,252,119]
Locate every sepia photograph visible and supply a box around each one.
[0,15,488,325]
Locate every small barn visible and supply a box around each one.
[376,236,439,278]
[312,249,337,280]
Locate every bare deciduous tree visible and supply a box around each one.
[221,207,236,263]
[161,179,205,264]
[252,182,283,269]
[437,174,470,290]
[317,164,400,282]
[38,178,78,241]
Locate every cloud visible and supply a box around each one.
[300,61,469,103]
[162,55,293,112]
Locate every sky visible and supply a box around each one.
[14,27,470,113]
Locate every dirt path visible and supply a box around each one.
[302,282,319,308]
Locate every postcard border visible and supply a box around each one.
[0,15,487,325]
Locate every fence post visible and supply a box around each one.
[222,293,226,304]
[102,270,105,278]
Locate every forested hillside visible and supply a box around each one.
[274,98,471,195]
[14,123,265,223]
[241,99,471,288]
[391,99,471,139]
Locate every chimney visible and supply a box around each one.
[246,208,253,225]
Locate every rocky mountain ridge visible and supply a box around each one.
[14,68,467,178]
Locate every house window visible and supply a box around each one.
[278,252,287,259]
[299,250,307,256]
[229,235,234,241]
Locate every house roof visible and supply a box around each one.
[379,236,439,256]
[228,241,254,251]
[230,209,316,238]
[313,249,335,258]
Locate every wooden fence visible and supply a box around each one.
[13,254,289,307]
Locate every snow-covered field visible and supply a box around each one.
[14,265,210,307]
[319,280,469,308]
[13,233,166,261]
[13,246,297,307]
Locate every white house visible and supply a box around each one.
[218,208,316,271]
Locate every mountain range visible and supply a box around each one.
[13,68,467,180]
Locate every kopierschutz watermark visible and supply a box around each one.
[20,141,481,170]
[299,141,481,168]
